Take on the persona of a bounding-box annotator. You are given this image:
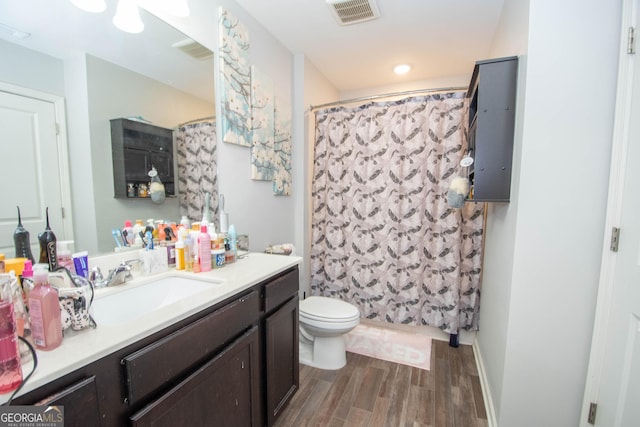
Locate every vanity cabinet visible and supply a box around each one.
[12,266,300,427]
[130,326,261,427]
[262,269,299,426]
[466,56,518,202]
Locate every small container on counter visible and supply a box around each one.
[213,249,225,268]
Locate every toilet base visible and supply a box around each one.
[299,335,348,370]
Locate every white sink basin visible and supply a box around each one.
[91,276,221,326]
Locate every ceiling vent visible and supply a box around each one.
[172,38,213,60]
[326,0,380,26]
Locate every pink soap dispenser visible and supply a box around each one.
[28,270,62,351]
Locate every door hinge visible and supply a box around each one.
[588,402,597,424]
[55,122,60,135]
[61,207,65,219]
[610,227,620,252]
[628,27,636,54]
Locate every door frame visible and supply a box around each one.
[581,0,636,424]
[0,81,75,242]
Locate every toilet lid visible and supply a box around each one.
[300,296,360,321]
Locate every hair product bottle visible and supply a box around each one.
[0,276,23,393]
[28,269,62,351]
[198,225,212,272]
[13,206,34,263]
[37,208,58,271]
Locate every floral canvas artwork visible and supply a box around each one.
[250,66,276,180]
[273,96,292,196]
[218,7,252,147]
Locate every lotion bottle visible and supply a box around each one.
[198,225,212,272]
[28,269,62,351]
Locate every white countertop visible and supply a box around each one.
[1,252,301,403]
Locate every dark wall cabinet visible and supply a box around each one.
[14,267,300,427]
[110,118,175,199]
[467,56,518,202]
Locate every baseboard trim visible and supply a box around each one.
[472,340,497,427]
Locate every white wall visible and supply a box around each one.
[477,0,621,425]
[0,39,64,96]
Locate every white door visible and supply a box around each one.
[0,87,72,258]
[582,0,640,425]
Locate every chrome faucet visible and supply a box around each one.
[89,259,141,288]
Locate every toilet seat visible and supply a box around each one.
[299,296,360,323]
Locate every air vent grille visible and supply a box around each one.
[172,38,213,60]
[327,0,380,26]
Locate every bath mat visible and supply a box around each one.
[344,324,432,370]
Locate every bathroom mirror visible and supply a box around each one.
[0,1,215,256]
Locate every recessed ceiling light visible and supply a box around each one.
[394,64,411,75]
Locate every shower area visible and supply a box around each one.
[175,119,220,226]
[310,91,485,334]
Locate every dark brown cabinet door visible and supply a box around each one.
[265,295,299,426]
[130,326,261,427]
[34,376,102,427]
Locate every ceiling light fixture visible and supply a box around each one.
[70,0,107,13]
[113,0,144,34]
[394,64,411,75]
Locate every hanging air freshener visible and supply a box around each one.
[148,166,166,204]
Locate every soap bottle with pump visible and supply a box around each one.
[28,269,62,351]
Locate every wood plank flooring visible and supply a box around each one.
[274,340,488,427]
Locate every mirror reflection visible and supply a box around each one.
[0,1,215,256]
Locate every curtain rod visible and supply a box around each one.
[177,115,216,127]
[309,86,468,111]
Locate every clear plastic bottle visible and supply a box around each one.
[198,225,212,272]
[28,270,62,351]
[0,276,23,393]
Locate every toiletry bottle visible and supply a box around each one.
[175,241,185,270]
[123,220,135,246]
[180,215,191,230]
[0,277,23,393]
[184,236,193,272]
[198,225,212,272]
[13,206,35,263]
[56,241,74,273]
[0,254,4,273]
[133,220,144,246]
[37,207,58,271]
[28,269,62,351]
[228,224,238,256]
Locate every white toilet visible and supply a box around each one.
[299,296,360,370]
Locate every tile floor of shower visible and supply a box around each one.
[274,339,488,427]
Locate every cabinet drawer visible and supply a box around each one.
[123,291,259,405]
[130,326,261,427]
[264,269,298,313]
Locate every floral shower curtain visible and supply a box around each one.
[310,93,484,333]
[175,121,219,224]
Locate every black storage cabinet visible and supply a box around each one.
[466,56,518,202]
[110,118,175,198]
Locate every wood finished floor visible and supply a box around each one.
[274,340,488,427]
